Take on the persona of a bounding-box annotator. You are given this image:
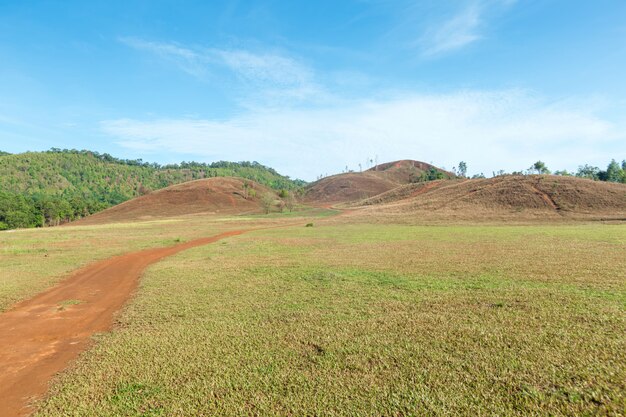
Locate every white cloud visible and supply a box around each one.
[101,90,624,180]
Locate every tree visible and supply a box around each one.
[457,161,467,178]
[576,164,600,180]
[284,192,296,212]
[430,168,444,180]
[553,170,571,176]
[605,159,622,182]
[409,167,444,183]
[530,161,550,175]
[242,181,251,199]
[261,193,275,214]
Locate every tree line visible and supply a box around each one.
[451,159,626,183]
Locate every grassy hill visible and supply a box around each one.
[75,177,278,225]
[0,149,304,229]
[349,174,626,221]
[303,160,455,204]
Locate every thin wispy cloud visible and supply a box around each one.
[420,4,482,56]
[216,49,313,87]
[120,37,322,103]
[418,0,516,57]
[102,90,624,180]
[119,37,208,78]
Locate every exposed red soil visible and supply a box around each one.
[0,230,248,417]
[304,160,454,204]
[407,180,445,198]
[75,177,275,225]
[351,175,626,220]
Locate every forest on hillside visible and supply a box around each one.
[0,149,305,230]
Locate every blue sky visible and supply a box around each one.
[1,0,625,180]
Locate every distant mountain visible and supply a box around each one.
[0,149,304,229]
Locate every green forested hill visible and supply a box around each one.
[0,149,304,229]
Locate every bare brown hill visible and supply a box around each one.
[350,175,626,220]
[75,177,275,225]
[367,160,456,183]
[304,160,454,204]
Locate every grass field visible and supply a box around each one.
[0,217,228,311]
[0,209,334,312]
[20,221,625,416]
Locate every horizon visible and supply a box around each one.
[2,147,624,182]
[1,1,625,181]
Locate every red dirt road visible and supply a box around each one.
[0,230,247,416]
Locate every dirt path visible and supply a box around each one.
[0,230,247,417]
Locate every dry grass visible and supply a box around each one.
[347,175,626,223]
[304,160,456,204]
[75,177,276,225]
[35,222,626,416]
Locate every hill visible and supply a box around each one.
[75,177,275,225]
[351,175,626,220]
[303,160,454,204]
[0,149,303,229]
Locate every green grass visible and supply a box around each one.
[35,223,626,416]
[58,299,82,306]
